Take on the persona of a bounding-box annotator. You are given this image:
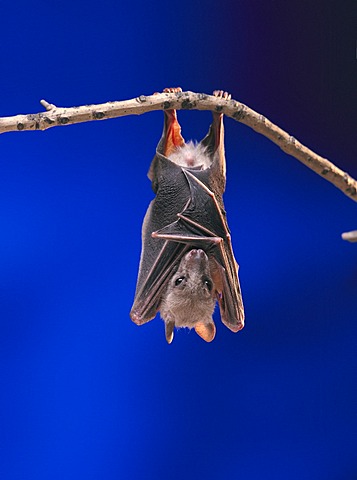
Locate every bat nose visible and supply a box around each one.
[186,249,207,262]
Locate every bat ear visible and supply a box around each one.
[165,321,175,344]
[194,321,216,343]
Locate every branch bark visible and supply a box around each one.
[1,90,356,203]
[341,230,357,243]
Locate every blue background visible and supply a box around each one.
[1,1,356,479]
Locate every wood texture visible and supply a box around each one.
[0,90,356,203]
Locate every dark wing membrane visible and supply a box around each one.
[130,240,189,325]
[131,158,191,326]
[154,170,245,332]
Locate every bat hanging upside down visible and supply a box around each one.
[130,88,244,343]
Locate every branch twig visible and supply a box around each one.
[0,91,356,203]
[341,230,357,243]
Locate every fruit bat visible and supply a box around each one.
[130,88,244,343]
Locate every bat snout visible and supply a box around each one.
[185,249,208,263]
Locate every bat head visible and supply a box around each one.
[160,249,217,343]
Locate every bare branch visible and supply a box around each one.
[341,230,357,243]
[0,90,356,203]
[40,99,57,111]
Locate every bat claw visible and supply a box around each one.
[153,88,182,97]
[163,87,182,94]
[213,90,231,100]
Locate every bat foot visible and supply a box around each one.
[153,87,182,96]
[163,87,182,94]
[212,90,231,122]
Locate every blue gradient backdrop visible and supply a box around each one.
[1,1,356,479]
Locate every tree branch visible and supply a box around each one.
[1,90,356,204]
[341,230,357,243]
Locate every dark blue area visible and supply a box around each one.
[0,1,356,479]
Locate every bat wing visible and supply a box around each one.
[130,238,189,325]
[152,169,245,333]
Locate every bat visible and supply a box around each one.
[130,88,244,343]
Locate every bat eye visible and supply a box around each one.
[203,278,213,291]
[175,277,185,286]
